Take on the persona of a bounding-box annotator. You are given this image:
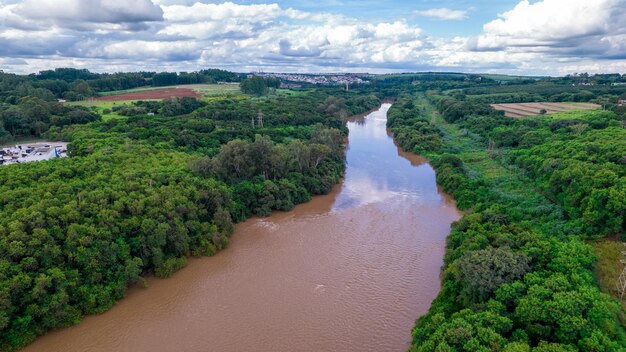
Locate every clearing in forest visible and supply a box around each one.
[95,87,201,101]
[94,84,240,101]
[490,102,601,118]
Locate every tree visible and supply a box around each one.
[455,246,531,303]
[249,134,274,179]
[240,76,270,96]
[151,72,178,86]
[70,79,94,97]
[211,139,254,183]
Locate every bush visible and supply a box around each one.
[155,257,188,278]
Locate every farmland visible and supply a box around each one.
[95,87,201,101]
[95,84,240,101]
[66,100,140,120]
[66,84,243,120]
[490,102,601,118]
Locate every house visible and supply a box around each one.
[618,99,626,106]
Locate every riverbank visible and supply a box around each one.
[0,90,382,352]
[388,93,626,351]
[20,103,461,352]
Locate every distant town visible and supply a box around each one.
[252,73,370,88]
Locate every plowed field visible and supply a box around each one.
[490,102,601,118]
[95,87,201,101]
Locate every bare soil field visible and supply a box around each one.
[95,87,201,101]
[490,102,600,118]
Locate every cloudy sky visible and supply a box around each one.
[0,0,625,75]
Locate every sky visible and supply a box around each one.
[0,0,625,76]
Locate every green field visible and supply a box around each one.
[592,239,626,310]
[67,100,143,120]
[193,84,240,97]
[97,86,169,96]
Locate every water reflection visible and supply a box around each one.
[333,103,443,211]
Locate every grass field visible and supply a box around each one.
[592,239,626,309]
[67,100,142,120]
[193,84,240,97]
[98,86,171,96]
[491,102,601,118]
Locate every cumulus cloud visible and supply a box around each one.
[92,40,201,61]
[472,0,625,55]
[0,0,624,75]
[279,39,324,58]
[414,8,469,21]
[15,0,163,24]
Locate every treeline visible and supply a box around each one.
[386,94,442,153]
[507,115,625,236]
[149,69,241,87]
[0,87,381,351]
[370,75,486,98]
[240,76,281,96]
[112,97,206,118]
[35,68,241,92]
[0,68,242,143]
[191,128,343,218]
[554,73,626,86]
[192,89,380,132]
[456,82,626,105]
[387,92,625,351]
[47,90,380,158]
[0,68,241,103]
[427,92,625,236]
[0,97,100,143]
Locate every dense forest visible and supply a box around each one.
[1,67,625,351]
[0,68,242,144]
[0,69,381,351]
[386,76,625,351]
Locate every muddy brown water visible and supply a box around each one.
[22,103,461,352]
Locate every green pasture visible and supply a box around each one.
[67,100,146,120]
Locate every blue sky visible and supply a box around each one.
[269,0,518,36]
[0,0,624,75]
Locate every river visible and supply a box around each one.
[22,103,461,352]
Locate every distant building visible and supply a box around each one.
[0,142,69,166]
[280,83,302,89]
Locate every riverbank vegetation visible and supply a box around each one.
[0,70,380,351]
[387,86,625,351]
[2,67,625,351]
